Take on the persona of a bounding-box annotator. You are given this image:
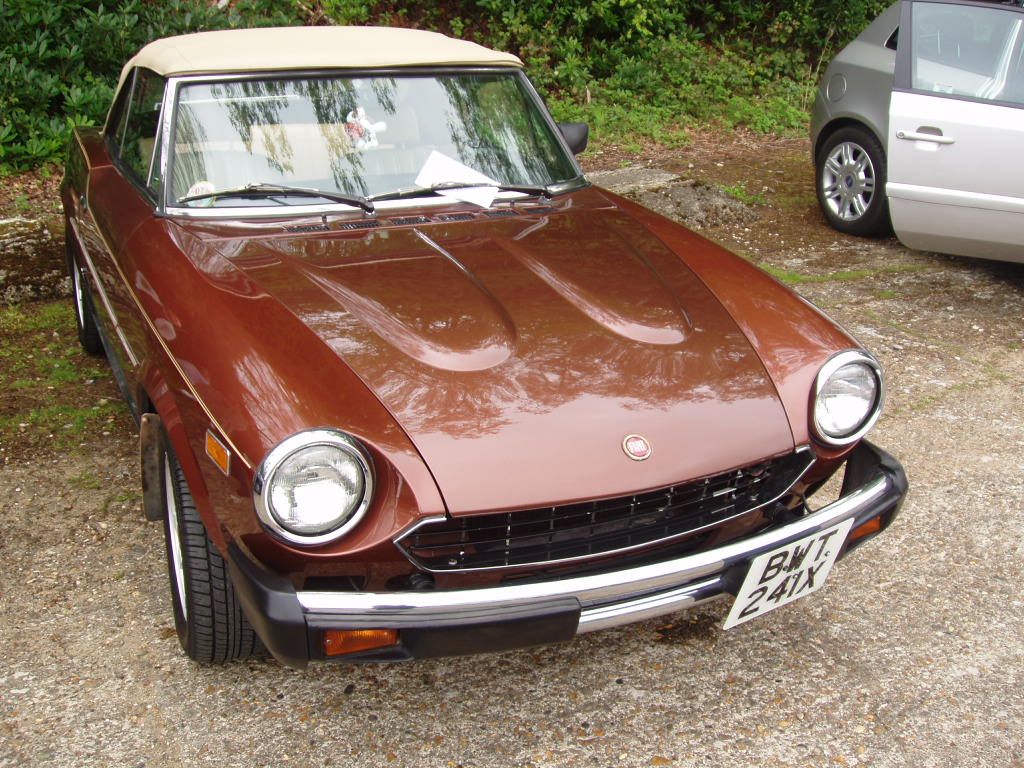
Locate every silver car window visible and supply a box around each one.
[911,2,1024,105]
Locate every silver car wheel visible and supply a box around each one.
[821,141,876,222]
[164,455,189,622]
[72,264,86,331]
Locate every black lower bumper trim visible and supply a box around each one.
[397,598,580,659]
[227,543,308,668]
[225,440,908,668]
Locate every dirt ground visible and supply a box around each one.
[1,135,1023,768]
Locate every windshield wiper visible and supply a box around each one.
[176,183,375,213]
[369,181,552,204]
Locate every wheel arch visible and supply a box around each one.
[136,366,228,552]
[814,117,887,165]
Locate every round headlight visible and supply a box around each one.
[812,351,884,446]
[254,430,373,546]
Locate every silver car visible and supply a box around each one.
[811,0,1024,263]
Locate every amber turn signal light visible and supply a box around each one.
[848,517,882,544]
[205,429,231,475]
[323,629,398,657]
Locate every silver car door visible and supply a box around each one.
[887,0,1024,263]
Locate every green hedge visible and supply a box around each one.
[0,0,296,172]
[0,0,890,173]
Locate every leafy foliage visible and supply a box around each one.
[0,0,892,173]
[0,0,298,172]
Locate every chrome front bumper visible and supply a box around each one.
[229,441,907,667]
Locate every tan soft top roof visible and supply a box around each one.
[120,26,522,86]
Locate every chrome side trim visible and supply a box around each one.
[297,472,890,627]
[75,184,254,468]
[393,447,815,574]
[68,216,140,367]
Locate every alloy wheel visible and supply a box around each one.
[821,141,876,222]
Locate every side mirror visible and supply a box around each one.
[558,122,589,155]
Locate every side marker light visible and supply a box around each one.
[205,430,231,476]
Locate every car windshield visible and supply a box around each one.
[169,72,580,208]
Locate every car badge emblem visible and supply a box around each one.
[622,434,652,461]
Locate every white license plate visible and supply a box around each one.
[723,518,855,630]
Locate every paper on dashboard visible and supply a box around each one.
[415,151,499,208]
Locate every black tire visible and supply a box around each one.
[161,438,263,664]
[816,126,891,237]
[66,233,103,355]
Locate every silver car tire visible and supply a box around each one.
[816,126,891,237]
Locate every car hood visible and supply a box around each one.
[209,193,795,514]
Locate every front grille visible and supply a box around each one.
[397,450,813,572]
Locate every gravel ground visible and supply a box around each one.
[1,142,1023,767]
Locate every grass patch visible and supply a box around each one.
[12,193,31,214]
[721,183,769,207]
[982,364,1013,384]
[0,302,108,385]
[1,401,123,443]
[70,470,104,490]
[0,301,72,335]
[112,490,141,505]
[0,299,124,457]
[760,263,933,286]
[902,382,972,414]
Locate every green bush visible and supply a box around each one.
[0,0,892,174]
[0,0,301,172]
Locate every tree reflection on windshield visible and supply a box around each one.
[438,76,573,185]
[171,72,575,206]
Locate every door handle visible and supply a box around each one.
[896,129,955,145]
[79,193,88,212]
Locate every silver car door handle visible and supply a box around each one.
[896,129,955,145]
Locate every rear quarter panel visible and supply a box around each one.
[812,2,900,153]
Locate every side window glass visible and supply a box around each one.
[120,69,168,191]
[107,72,135,148]
[911,3,1024,106]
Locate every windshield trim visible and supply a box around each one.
[158,67,585,217]
[160,185,589,220]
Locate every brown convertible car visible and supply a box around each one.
[62,26,907,668]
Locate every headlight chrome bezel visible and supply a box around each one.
[253,429,374,547]
[812,350,885,447]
